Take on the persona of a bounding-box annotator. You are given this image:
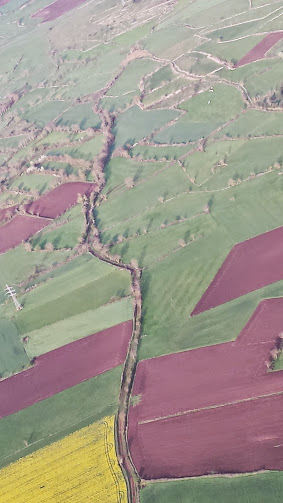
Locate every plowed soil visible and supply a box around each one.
[130,394,283,479]
[0,320,132,418]
[236,32,283,67]
[25,182,96,219]
[192,225,283,316]
[32,0,88,22]
[0,215,50,254]
[128,298,283,478]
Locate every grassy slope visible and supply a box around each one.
[114,106,181,147]
[9,174,58,194]
[14,268,131,334]
[1,0,283,497]
[0,247,72,305]
[0,318,29,378]
[55,104,101,130]
[24,297,133,357]
[0,365,122,469]
[153,84,245,144]
[47,134,104,160]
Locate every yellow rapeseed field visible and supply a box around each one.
[0,415,127,503]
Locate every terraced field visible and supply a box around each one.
[0,0,282,502]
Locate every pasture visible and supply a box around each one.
[0,318,29,379]
[9,174,57,195]
[114,106,180,147]
[55,103,101,130]
[23,101,71,129]
[140,472,283,503]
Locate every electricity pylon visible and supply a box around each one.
[5,284,23,311]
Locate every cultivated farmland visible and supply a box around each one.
[0,415,127,503]
[0,321,132,418]
[0,0,283,500]
[128,299,283,478]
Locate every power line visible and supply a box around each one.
[5,284,23,311]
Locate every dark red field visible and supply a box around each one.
[0,320,132,419]
[128,298,283,478]
[32,0,88,22]
[192,225,283,316]
[130,394,283,479]
[25,182,96,219]
[236,32,283,67]
[0,215,50,254]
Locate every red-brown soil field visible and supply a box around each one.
[32,0,88,22]
[0,320,132,419]
[25,181,96,219]
[191,225,283,316]
[128,298,283,478]
[236,32,283,67]
[131,394,283,479]
[0,215,50,254]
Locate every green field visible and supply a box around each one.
[0,135,29,149]
[34,130,88,147]
[97,162,191,229]
[0,246,72,305]
[30,205,85,250]
[46,134,104,161]
[114,106,181,147]
[23,101,71,129]
[153,84,245,143]
[0,251,132,356]
[130,144,195,161]
[177,53,221,75]
[0,365,123,469]
[98,165,283,361]
[144,64,175,92]
[55,104,101,130]
[103,157,170,197]
[142,78,188,108]
[14,268,131,335]
[9,174,57,194]
[218,59,283,98]
[140,472,283,503]
[23,297,133,357]
[214,109,283,139]
[0,318,30,378]
[106,58,160,99]
[198,34,265,64]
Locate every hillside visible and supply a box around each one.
[0,0,282,502]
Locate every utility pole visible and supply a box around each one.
[5,284,23,311]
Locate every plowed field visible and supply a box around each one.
[192,226,283,315]
[0,320,132,418]
[25,182,96,219]
[33,0,88,22]
[0,215,50,254]
[236,32,283,67]
[128,298,283,478]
